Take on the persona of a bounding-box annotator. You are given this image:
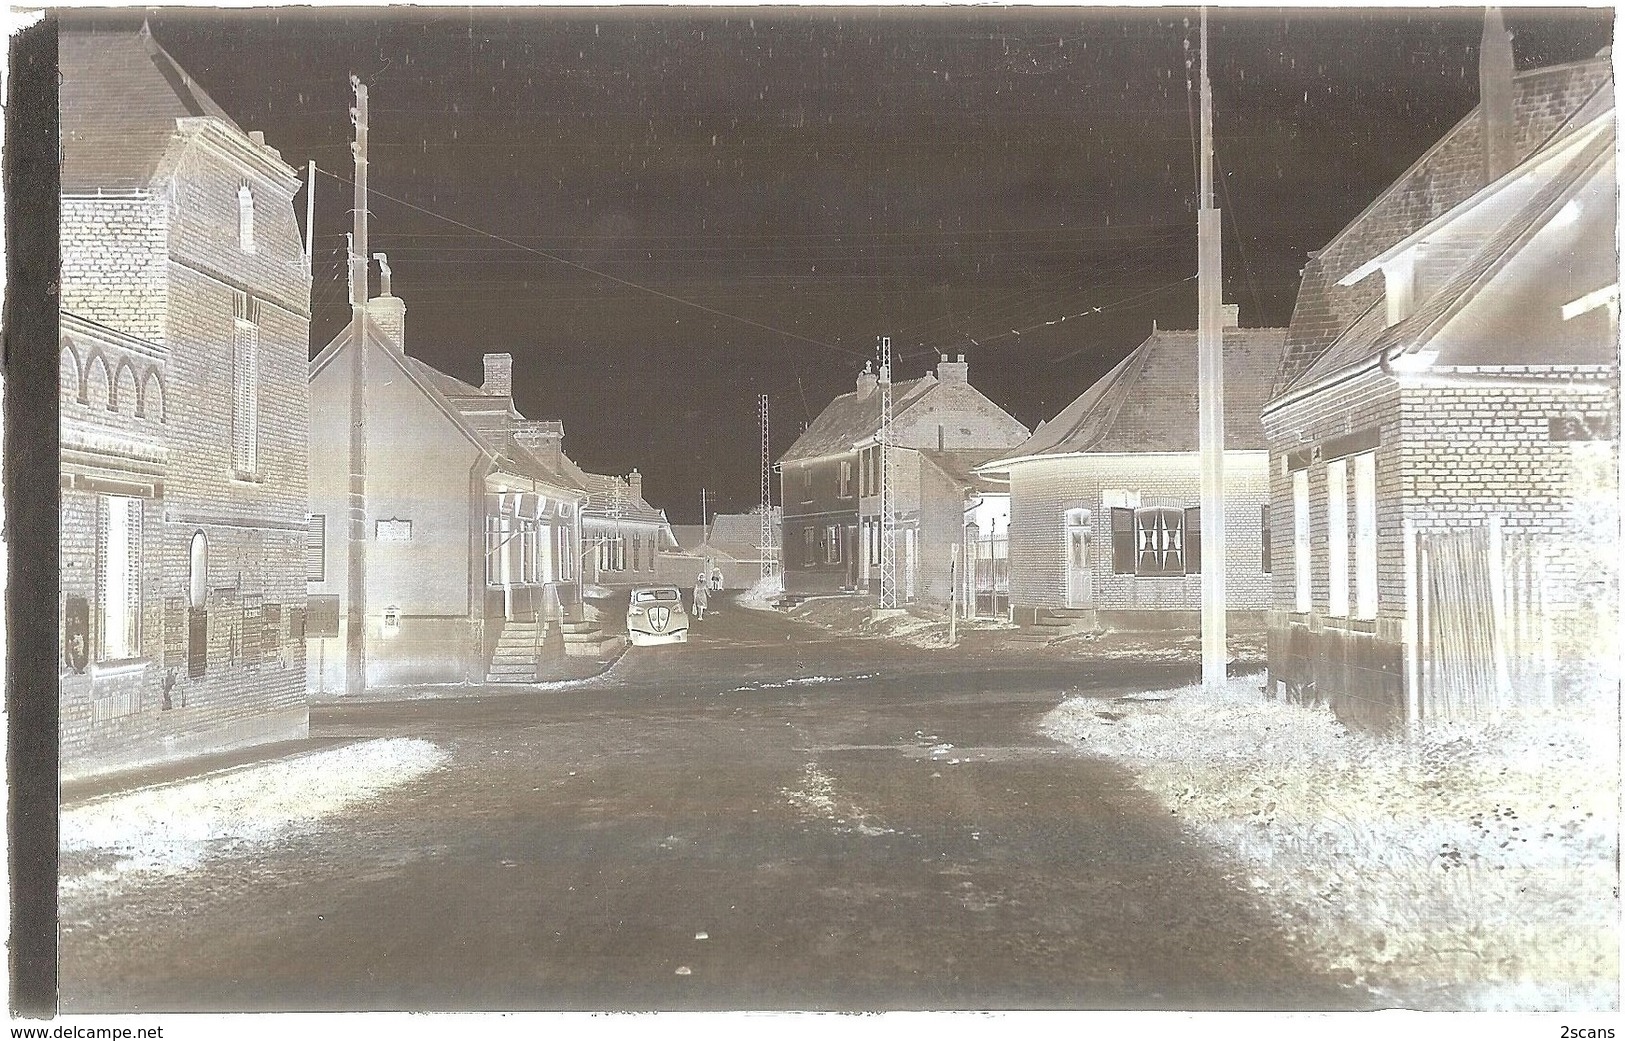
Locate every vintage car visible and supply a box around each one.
[626,586,689,647]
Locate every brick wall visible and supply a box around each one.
[60,194,169,341]
[1007,452,1271,618]
[58,122,313,781]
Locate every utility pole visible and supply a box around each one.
[759,394,777,581]
[304,159,315,269]
[699,488,708,538]
[877,336,898,610]
[344,74,370,698]
[1197,9,1228,688]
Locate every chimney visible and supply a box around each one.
[482,353,513,397]
[1480,8,1516,184]
[937,353,969,384]
[1221,303,1240,329]
[627,468,643,503]
[368,253,406,347]
[856,362,878,399]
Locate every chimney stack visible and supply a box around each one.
[937,353,969,384]
[1480,8,1516,184]
[1221,303,1240,329]
[368,253,406,348]
[856,362,878,399]
[628,469,643,502]
[482,353,513,397]
[514,419,564,469]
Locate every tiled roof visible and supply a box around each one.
[708,510,779,545]
[404,357,484,399]
[669,525,707,552]
[990,326,1287,464]
[559,457,667,526]
[1292,127,1615,388]
[779,376,935,462]
[1273,55,1613,396]
[60,28,238,191]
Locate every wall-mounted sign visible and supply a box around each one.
[376,518,413,542]
[306,594,341,638]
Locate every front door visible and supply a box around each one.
[1066,509,1092,609]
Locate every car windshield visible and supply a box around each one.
[633,589,680,604]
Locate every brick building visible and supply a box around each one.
[1261,22,1619,726]
[778,355,1028,603]
[58,27,312,780]
[308,287,589,687]
[979,311,1287,631]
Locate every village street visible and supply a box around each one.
[59,603,1368,1013]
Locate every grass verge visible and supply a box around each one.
[1042,677,1619,1011]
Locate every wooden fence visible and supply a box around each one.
[1416,519,1556,720]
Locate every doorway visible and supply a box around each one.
[1065,509,1092,609]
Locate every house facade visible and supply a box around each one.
[58,28,313,781]
[563,464,677,593]
[1262,27,1618,727]
[308,289,587,688]
[662,509,781,590]
[779,355,1029,603]
[981,312,1287,630]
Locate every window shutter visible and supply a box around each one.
[232,295,260,477]
[1110,507,1135,574]
[1183,506,1201,575]
[125,497,143,654]
[94,498,110,659]
[306,515,326,582]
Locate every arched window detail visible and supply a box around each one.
[141,370,165,422]
[238,183,255,253]
[85,354,110,411]
[60,342,83,402]
[114,361,138,415]
[188,531,208,609]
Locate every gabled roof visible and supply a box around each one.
[779,376,935,462]
[308,319,584,496]
[1288,126,1616,391]
[557,455,668,527]
[1273,54,1614,396]
[981,326,1287,470]
[60,28,239,191]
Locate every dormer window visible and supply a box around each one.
[238,183,256,253]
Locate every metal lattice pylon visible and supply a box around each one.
[759,394,778,580]
[877,336,898,609]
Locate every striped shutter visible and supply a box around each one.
[241,593,263,668]
[94,498,109,659]
[232,294,260,477]
[1183,506,1201,576]
[306,515,326,582]
[124,497,143,654]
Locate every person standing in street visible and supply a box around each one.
[693,577,710,620]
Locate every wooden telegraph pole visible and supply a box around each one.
[1197,10,1228,688]
[345,75,370,697]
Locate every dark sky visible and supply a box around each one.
[69,7,1613,521]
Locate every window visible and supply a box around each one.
[648,536,657,571]
[802,527,816,567]
[1109,507,1195,577]
[231,292,260,478]
[189,531,208,609]
[613,534,626,572]
[1354,452,1377,619]
[1327,458,1349,617]
[486,516,502,585]
[97,495,143,661]
[800,467,813,502]
[838,459,854,498]
[632,534,642,571]
[306,515,326,582]
[1260,503,1272,574]
[238,183,255,252]
[824,524,842,564]
[1293,470,1311,613]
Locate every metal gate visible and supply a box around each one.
[972,531,1009,618]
